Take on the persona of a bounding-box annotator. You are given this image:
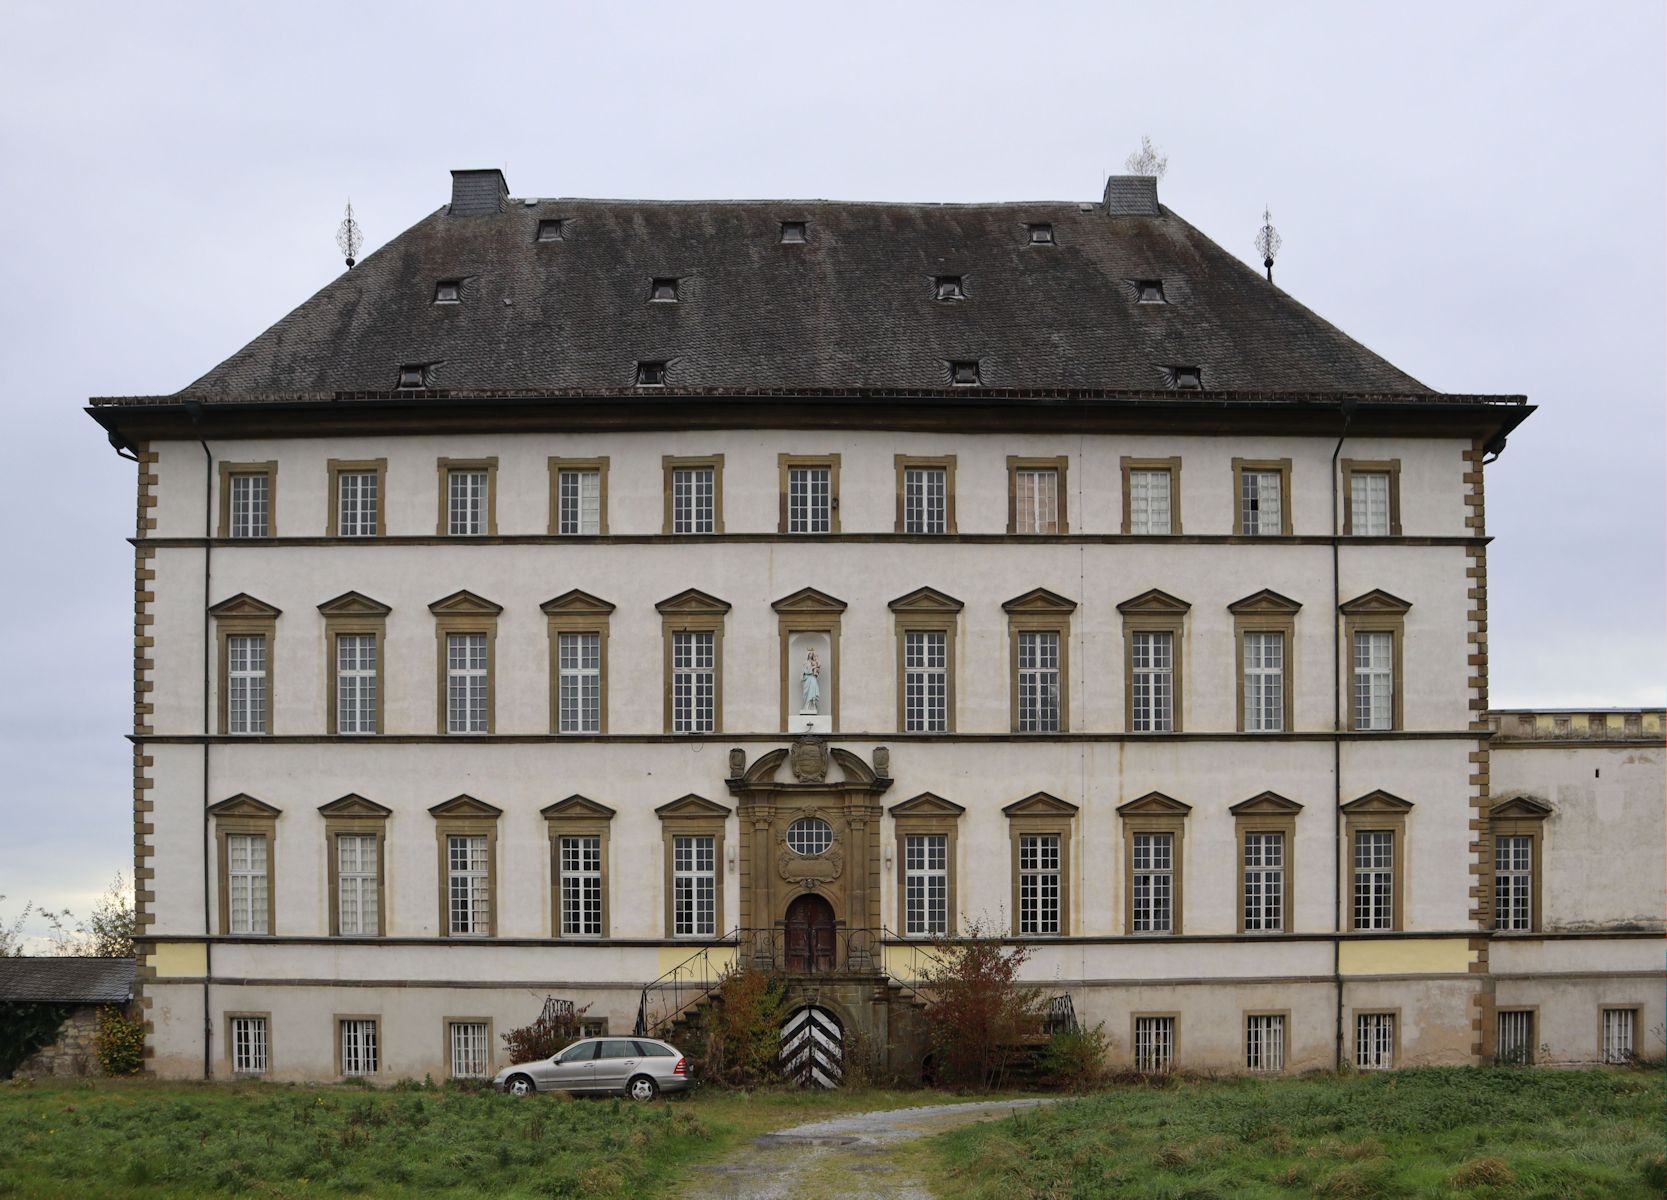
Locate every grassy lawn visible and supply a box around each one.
[0,1077,971,1199]
[925,1067,1665,1199]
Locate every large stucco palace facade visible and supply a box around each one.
[89,169,1664,1083]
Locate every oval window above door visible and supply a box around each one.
[786,817,834,856]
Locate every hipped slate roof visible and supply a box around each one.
[181,174,1431,397]
[0,957,135,1004]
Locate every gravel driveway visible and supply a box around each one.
[683,1097,1060,1199]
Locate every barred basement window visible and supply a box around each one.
[787,465,832,533]
[558,632,601,733]
[228,472,270,538]
[672,465,716,534]
[226,634,268,735]
[1130,631,1174,732]
[672,835,716,936]
[446,632,489,734]
[336,470,378,537]
[1352,831,1395,930]
[227,833,269,934]
[1134,1015,1174,1072]
[335,633,377,735]
[1016,631,1061,733]
[1242,631,1285,732]
[231,1016,268,1074]
[1603,1008,1636,1063]
[1131,832,1174,933]
[1017,833,1060,935]
[1242,831,1285,931]
[447,469,488,536]
[1245,1014,1285,1072]
[904,631,948,732]
[904,833,948,936]
[449,1021,490,1078]
[904,466,948,533]
[672,631,716,733]
[335,833,379,935]
[447,834,490,935]
[1355,1012,1394,1070]
[1496,1010,1534,1065]
[1494,834,1533,931]
[557,468,602,535]
[560,835,603,937]
[339,1019,378,1076]
[1353,632,1395,731]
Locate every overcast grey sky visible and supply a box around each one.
[1,1,1661,936]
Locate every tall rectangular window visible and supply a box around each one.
[337,471,378,537]
[904,631,948,732]
[1350,471,1391,536]
[227,833,269,934]
[229,473,270,538]
[1496,1010,1533,1064]
[446,632,488,734]
[558,632,601,733]
[226,634,267,735]
[1240,470,1283,535]
[1014,468,1059,534]
[1016,631,1061,732]
[560,835,603,937]
[335,634,377,734]
[1128,469,1172,534]
[1242,632,1285,732]
[449,1021,490,1078]
[336,833,379,936]
[448,469,487,536]
[1243,832,1285,932]
[788,466,831,533]
[1134,1015,1175,1072]
[1603,1009,1636,1063]
[672,631,716,733]
[231,1016,268,1074]
[1017,833,1060,935]
[558,469,601,535]
[1353,631,1394,730]
[1131,832,1174,933]
[1494,834,1532,931]
[1353,831,1395,930]
[672,466,715,534]
[1245,1014,1285,1072]
[447,834,490,935]
[904,833,948,936]
[1130,631,1174,732]
[1356,1013,1394,1070]
[672,835,716,936]
[904,466,947,533]
[339,1019,378,1076]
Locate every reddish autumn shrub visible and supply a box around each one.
[918,920,1046,1089]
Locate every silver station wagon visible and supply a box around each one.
[494,1036,691,1101]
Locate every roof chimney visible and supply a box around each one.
[1103,175,1160,216]
[449,169,509,217]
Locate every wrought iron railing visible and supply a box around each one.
[633,929,740,1037]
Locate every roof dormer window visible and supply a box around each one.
[780,221,808,244]
[434,280,462,304]
[1170,365,1203,390]
[950,360,981,386]
[535,219,564,242]
[650,278,679,302]
[934,276,965,301]
[396,364,428,390]
[1027,223,1054,246]
[1137,279,1166,304]
[636,360,667,387]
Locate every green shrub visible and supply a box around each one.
[698,964,790,1087]
[500,999,590,1064]
[918,920,1047,1090]
[1039,1022,1112,1091]
[94,1006,144,1076]
[0,1002,72,1078]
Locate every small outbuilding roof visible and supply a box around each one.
[0,957,135,1004]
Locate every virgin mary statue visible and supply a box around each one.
[800,648,822,714]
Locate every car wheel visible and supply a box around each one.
[626,1074,658,1102]
[506,1074,536,1097]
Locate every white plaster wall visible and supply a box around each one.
[1491,744,1666,930]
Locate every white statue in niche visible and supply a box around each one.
[800,648,822,715]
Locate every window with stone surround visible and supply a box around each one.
[1008,457,1067,534]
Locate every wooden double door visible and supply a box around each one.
[783,893,838,973]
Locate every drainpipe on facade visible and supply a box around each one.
[185,402,214,1080]
[1330,398,1355,1072]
